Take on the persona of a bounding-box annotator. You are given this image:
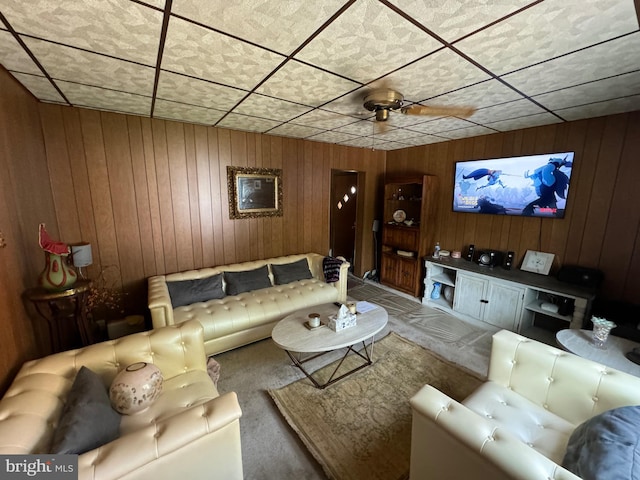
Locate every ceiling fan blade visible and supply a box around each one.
[401,104,476,118]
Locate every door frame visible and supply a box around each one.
[330,169,365,275]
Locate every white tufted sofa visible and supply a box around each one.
[0,321,243,480]
[409,329,640,480]
[148,253,349,356]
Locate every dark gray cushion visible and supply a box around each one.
[224,265,271,295]
[562,406,640,480]
[271,259,313,285]
[51,366,121,454]
[167,274,225,308]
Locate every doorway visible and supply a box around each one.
[330,170,359,270]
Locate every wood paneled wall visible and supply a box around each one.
[0,68,59,393]
[37,104,385,315]
[387,112,640,302]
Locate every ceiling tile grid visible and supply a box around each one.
[0,0,638,150]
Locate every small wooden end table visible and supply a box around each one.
[23,279,94,353]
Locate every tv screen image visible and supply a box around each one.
[453,152,575,218]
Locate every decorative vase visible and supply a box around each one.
[38,252,77,291]
[431,282,442,300]
[591,316,616,349]
[109,362,163,415]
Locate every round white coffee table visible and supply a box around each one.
[272,302,388,389]
[556,329,640,377]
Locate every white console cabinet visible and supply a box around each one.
[423,258,596,334]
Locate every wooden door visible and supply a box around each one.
[330,171,358,266]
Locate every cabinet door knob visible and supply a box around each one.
[480,299,489,304]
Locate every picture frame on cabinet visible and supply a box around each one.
[520,250,555,275]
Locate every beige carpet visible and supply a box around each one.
[268,331,484,480]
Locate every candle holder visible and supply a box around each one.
[591,316,616,349]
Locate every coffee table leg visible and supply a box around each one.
[285,338,377,389]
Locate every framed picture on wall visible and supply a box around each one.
[227,166,283,219]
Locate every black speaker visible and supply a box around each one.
[504,251,515,270]
[465,244,475,261]
[557,265,603,288]
[477,250,504,268]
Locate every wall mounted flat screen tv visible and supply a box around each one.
[453,152,575,218]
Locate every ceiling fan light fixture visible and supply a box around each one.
[363,88,404,120]
[375,109,390,121]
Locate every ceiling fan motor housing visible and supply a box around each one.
[363,89,404,121]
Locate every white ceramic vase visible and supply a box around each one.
[109,362,163,414]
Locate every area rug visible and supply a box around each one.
[268,331,484,480]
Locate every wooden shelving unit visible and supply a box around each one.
[380,175,437,297]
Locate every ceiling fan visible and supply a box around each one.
[362,88,476,122]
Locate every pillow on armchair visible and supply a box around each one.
[562,406,640,480]
[51,366,121,454]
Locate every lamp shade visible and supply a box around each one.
[71,243,92,268]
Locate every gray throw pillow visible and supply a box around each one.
[51,366,121,455]
[562,406,640,480]
[224,265,271,295]
[271,259,313,285]
[167,274,225,308]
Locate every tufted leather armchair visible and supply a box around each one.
[0,320,243,480]
[410,329,640,480]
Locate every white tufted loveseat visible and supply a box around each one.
[148,253,349,356]
[409,329,640,480]
[0,321,243,480]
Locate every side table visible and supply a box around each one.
[23,279,94,353]
[556,329,640,377]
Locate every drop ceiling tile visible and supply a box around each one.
[10,73,65,103]
[321,88,373,116]
[372,128,424,143]
[162,16,285,90]
[456,0,639,75]
[425,79,522,109]
[295,0,442,83]
[140,0,165,8]
[556,95,640,121]
[334,119,378,136]
[397,133,447,146]
[502,32,640,96]
[216,113,282,132]
[373,140,407,151]
[23,38,155,95]
[339,136,377,148]
[382,48,490,102]
[387,0,533,43]
[156,71,247,110]
[171,0,348,55]
[233,94,313,121]
[268,123,325,138]
[439,125,497,139]
[256,60,359,107]
[306,131,360,144]
[0,31,41,74]
[58,81,152,115]
[384,112,436,128]
[292,109,357,129]
[154,99,226,125]
[486,112,563,131]
[2,0,164,65]
[534,71,640,111]
[406,116,476,134]
[469,98,547,123]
